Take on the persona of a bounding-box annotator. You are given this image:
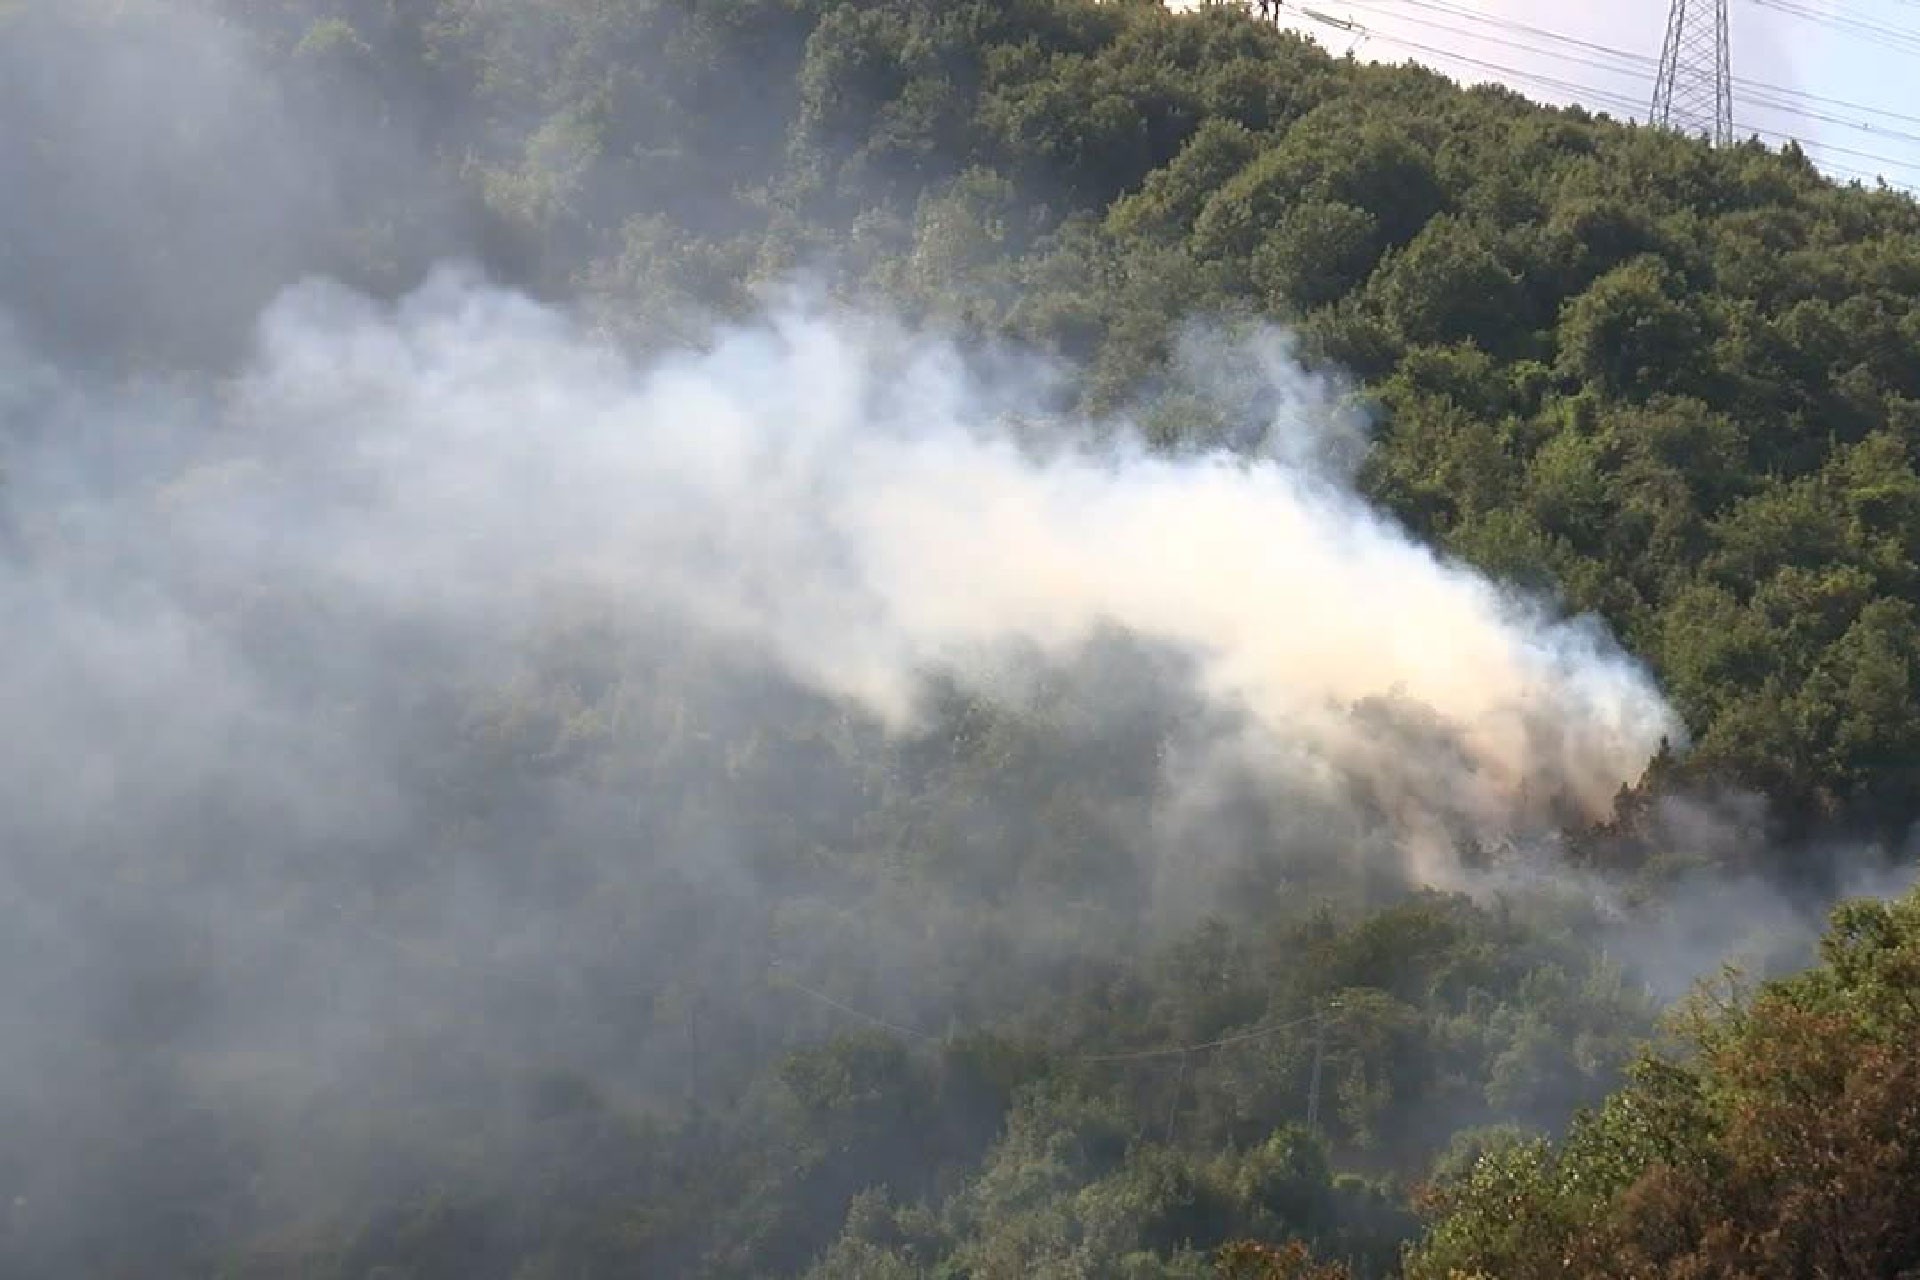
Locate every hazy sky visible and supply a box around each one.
[1196,0,1920,192]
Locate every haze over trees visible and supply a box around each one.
[2,1,1919,1277]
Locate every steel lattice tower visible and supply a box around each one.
[1652,0,1733,146]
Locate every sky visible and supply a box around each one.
[1186,0,1920,193]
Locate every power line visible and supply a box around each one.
[1742,0,1920,55]
[1738,120,1920,177]
[1335,6,1659,83]
[772,967,940,1042]
[1348,0,1652,72]
[1735,87,1920,149]
[1439,39,1920,179]
[772,961,1337,1063]
[1337,0,1920,131]
[1336,0,1920,151]
[1073,1009,1328,1063]
[1266,0,1920,189]
[1791,152,1918,188]
[1279,8,1920,187]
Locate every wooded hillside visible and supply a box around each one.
[3,2,1919,1277]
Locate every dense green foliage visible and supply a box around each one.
[4,0,1920,1278]
[1407,885,1920,1279]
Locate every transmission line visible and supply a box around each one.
[1277,5,1920,188]
[772,961,1337,1063]
[1337,0,1920,129]
[1072,1010,1328,1063]
[1332,0,1920,151]
[1741,0,1920,55]
[771,966,941,1042]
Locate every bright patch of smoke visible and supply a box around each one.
[8,266,1680,884]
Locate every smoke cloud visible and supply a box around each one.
[0,263,1691,1153]
[3,265,1679,894]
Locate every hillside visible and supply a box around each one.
[2,1,1919,1277]
[17,0,1920,843]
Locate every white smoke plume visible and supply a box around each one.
[9,264,1680,887]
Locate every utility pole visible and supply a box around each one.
[1165,1051,1189,1145]
[1652,0,1733,147]
[687,996,700,1106]
[1305,1003,1334,1135]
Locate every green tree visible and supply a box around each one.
[1556,257,1708,399]
[1409,887,1920,1280]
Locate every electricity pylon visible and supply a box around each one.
[1652,0,1733,147]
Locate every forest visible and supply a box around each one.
[3,0,1920,1276]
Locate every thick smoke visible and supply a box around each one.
[3,265,1680,888]
[0,256,1686,1091]
[0,267,1697,1263]
[0,261,1698,1266]
[287,272,1674,837]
